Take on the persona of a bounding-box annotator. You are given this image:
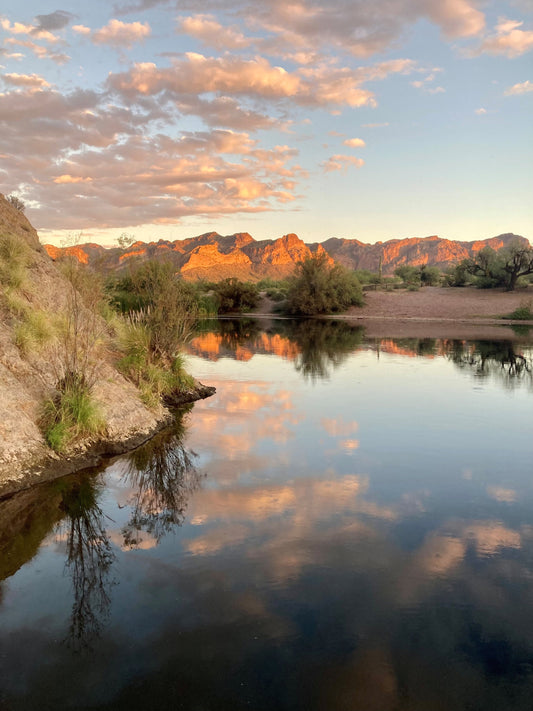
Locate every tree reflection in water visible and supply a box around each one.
[121,407,203,549]
[445,340,532,388]
[56,475,115,652]
[277,320,364,380]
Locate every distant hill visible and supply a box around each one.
[43,232,529,281]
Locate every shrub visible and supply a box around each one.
[14,310,53,355]
[285,253,363,316]
[0,233,29,289]
[41,378,104,453]
[6,194,26,213]
[213,278,260,313]
[506,302,533,321]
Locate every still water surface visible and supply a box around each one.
[1,319,533,710]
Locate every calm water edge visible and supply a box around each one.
[1,319,533,711]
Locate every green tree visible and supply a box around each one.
[459,241,533,291]
[285,253,363,316]
[213,278,260,313]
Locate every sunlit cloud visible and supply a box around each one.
[504,79,533,95]
[2,72,51,89]
[177,14,254,51]
[343,138,366,148]
[475,107,487,114]
[321,154,364,172]
[77,19,152,48]
[4,38,70,64]
[475,17,533,57]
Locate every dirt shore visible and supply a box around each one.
[252,286,533,340]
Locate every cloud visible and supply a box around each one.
[476,17,533,57]
[33,11,75,32]
[343,138,365,148]
[322,154,364,172]
[177,14,254,51]
[77,19,151,48]
[475,107,487,114]
[4,38,70,64]
[362,122,389,128]
[504,79,533,95]
[107,54,417,110]
[2,72,51,89]
[0,18,61,44]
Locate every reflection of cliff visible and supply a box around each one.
[121,409,203,549]
[189,319,364,379]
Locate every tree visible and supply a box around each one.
[285,253,363,316]
[459,241,533,291]
[6,194,26,213]
[117,232,135,249]
[213,278,260,313]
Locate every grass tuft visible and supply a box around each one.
[41,380,105,453]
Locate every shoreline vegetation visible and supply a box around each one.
[1,193,532,496]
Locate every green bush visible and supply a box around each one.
[213,278,260,313]
[285,253,363,316]
[41,379,104,453]
[506,303,533,321]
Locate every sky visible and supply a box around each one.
[0,0,531,247]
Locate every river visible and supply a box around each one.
[1,318,533,710]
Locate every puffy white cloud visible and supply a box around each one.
[322,154,364,172]
[504,79,533,95]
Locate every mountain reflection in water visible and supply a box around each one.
[0,321,532,710]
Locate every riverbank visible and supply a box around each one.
[249,286,533,340]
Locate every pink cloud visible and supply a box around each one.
[2,72,51,88]
[322,154,364,172]
[343,138,365,148]
[177,14,254,51]
[88,19,151,48]
[476,17,533,58]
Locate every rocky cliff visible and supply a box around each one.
[44,231,529,280]
[0,194,210,497]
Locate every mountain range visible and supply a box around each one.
[43,232,529,282]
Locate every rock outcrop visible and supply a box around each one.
[44,231,529,281]
[0,194,213,497]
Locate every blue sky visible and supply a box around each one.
[0,0,531,246]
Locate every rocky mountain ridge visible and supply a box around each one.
[44,232,529,281]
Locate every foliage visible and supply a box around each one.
[394,264,442,288]
[212,277,260,313]
[117,232,135,249]
[14,310,53,355]
[285,253,363,316]
[6,194,26,213]
[274,319,364,379]
[452,241,533,291]
[41,376,105,453]
[0,232,29,289]
[505,301,533,321]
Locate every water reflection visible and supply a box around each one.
[120,408,203,548]
[55,476,115,651]
[444,340,532,386]
[1,323,533,709]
